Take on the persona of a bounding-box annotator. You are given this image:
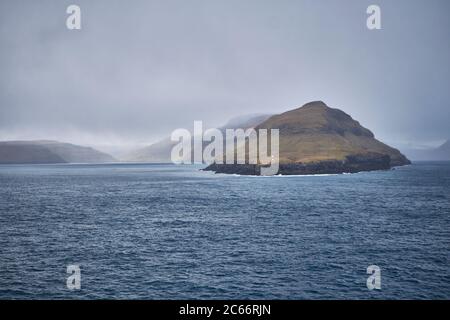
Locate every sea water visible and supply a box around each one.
[0,162,449,299]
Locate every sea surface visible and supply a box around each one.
[0,162,449,299]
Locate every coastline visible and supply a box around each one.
[203,153,411,176]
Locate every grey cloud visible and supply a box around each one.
[0,0,449,151]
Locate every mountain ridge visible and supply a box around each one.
[403,139,450,161]
[0,140,116,164]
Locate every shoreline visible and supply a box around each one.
[203,153,411,176]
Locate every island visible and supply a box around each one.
[204,101,411,175]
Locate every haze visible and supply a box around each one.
[0,0,449,155]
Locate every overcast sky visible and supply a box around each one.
[0,0,449,153]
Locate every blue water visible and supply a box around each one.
[0,162,449,299]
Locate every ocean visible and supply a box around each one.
[0,162,449,299]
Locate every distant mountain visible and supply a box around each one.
[220,113,273,130]
[404,140,450,161]
[122,137,174,163]
[436,140,450,159]
[205,101,411,175]
[0,140,116,164]
[122,113,272,163]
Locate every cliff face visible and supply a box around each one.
[0,140,116,164]
[205,101,411,175]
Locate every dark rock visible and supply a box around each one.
[204,153,398,176]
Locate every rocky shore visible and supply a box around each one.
[203,152,410,176]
